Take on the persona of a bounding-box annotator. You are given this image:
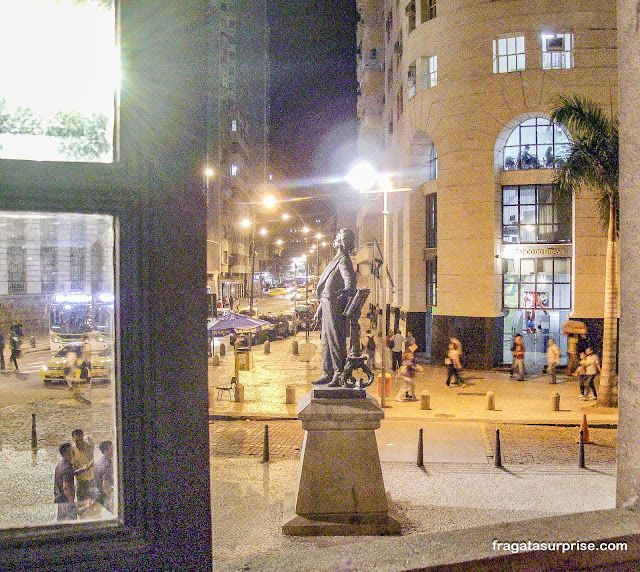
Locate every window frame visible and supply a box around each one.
[493,35,526,74]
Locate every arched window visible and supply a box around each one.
[408,132,437,182]
[503,117,570,170]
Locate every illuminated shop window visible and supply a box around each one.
[503,257,571,310]
[493,36,525,73]
[0,0,118,162]
[503,117,571,170]
[0,211,118,529]
[541,33,574,70]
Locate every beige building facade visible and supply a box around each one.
[356,0,617,367]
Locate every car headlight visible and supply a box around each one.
[41,365,48,372]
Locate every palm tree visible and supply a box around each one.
[549,95,619,407]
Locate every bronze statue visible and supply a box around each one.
[313,228,372,388]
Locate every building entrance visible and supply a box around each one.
[503,308,570,370]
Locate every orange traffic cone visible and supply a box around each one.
[580,413,591,444]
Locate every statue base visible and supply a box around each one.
[281,392,402,536]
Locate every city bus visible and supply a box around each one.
[48,293,113,353]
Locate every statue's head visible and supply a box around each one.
[333,228,355,253]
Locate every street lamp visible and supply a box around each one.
[346,161,411,408]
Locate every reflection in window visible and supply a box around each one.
[502,184,571,244]
[0,211,117,529]
[503,117,570,170]
[421,55,437,89]
[0,0,118,162]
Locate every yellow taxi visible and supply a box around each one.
[41,344,112,385]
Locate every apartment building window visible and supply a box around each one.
[541,33,574,70]
[502,184,571,244]
[425,192,437,248]
[426,258,437,306]
[406,0,416,32]
[386,11,393,40]
[70,246,86,291]
[7,246,26,294]
[420,0,436,23]
[493,36,525,73]
[503,117,570,170]
[387,59,394,84]
[421,55,437,89]
[41,246,57,293]
[388,119,394,134]
[407,62,417,98]
[370,48,377,60]
[397,91,404,118]
[231,119,237,131]
[230,164,238,176]
[428,144,438,180]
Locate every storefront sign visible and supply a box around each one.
[501,244,572,259]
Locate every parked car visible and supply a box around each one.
[41,344,112,385]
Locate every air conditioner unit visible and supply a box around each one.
[547,36,565,52]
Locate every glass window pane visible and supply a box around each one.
[516,36,524,52]
[520,126,536,145]
[0,0,118,162]
[554,283,571,308]
[537,123,554,144]
[536,258,553,282]
[554,258,571,282]
[0,211,118,529]
[520,186,536,204]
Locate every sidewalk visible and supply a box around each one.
[208,330,618,426]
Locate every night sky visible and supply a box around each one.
[268,0,358,184]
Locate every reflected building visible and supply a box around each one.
[354,0,617,368]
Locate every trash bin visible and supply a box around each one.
[377,373,391,398]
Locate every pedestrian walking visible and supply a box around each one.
[510,334,525,381]
[546,338,561,384]
[445,342,465,387]
[0,328,5,370]
[55,442,77,521]
[581,347,600,400]
[395,351,422,401]
[8,322,21,373]
[567,334,579,375]
[363,329,377,368]
[405,331,416,353]
[229,294,234,311]
[81,334,92,384]
[390,330,404,372]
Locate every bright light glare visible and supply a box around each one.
[205,168,215,177]
[315,232,323,240]
[346,162,378,192]
[302,226,310,234]
[260,228,268,236]
[276,239,283,245]
[241,218,251,228]
[263,195,276,209]
[282,213,290,220]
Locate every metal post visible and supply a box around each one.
[579,429,585,468]
[494,429,502,468]
[249,224,255,316]
[31,413,37,450]
[417,428,424,467]
[380,189,389,408]
[305,234,309,340]
[261,424,270,463]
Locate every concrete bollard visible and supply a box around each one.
[420,390,431,410]
[551,392,560,411]
[219,343,226,356]
[234,382,244,403]
[209,354,220,366]
[264,340,271,354]
[486,391,495,411]
[292,340,299,355]
[286,385,295,404]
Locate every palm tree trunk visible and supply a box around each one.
[598,200,619,407]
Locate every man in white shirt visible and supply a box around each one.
[391,330,404,372]
[582,347,600,400]
[546,338,561,384]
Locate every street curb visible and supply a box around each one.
[209,412,617,428]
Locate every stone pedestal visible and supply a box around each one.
[282,391,401,536]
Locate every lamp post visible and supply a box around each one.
[241,216,256,316]
[346,162,410,408]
